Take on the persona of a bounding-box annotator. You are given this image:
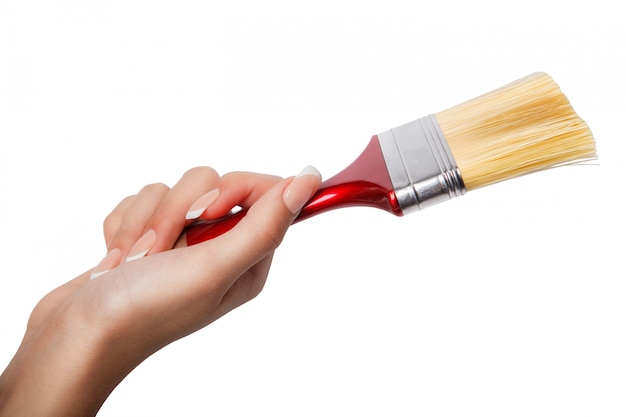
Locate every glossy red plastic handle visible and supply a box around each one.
[185,136,402,245]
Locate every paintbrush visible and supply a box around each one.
[186,72,596,244]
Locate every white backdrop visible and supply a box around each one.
[1,1,624,416]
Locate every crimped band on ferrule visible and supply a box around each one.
[378,114,466,214]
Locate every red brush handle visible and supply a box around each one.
[185,136,402,245]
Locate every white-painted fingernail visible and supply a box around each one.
[91,248,122,279]
[126,229,156,262]
[186,189,220,220]
[283,166,322,214]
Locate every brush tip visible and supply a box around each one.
[435,72,597,190]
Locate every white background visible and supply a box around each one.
[1,1,624,416]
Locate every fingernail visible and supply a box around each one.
[91,248,122,280]
[186,189,220,220]
[126,229,157,262]
[283,165,322,214]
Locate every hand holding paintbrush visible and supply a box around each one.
[0,72,596,416]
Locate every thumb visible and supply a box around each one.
[204,166,321,275]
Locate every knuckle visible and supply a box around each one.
[183,166,219,182]
[102,214,118,239]
[220,171,244,181]
[102,211,117,233]
[139,182,169,196]
[102,195,135,238]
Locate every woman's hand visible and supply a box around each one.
[0,166,321,417]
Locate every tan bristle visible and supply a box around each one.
[435,72,597,190]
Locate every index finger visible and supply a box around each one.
[191,171,283,221]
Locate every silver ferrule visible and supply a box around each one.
[378,114,466,214]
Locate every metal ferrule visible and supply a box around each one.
[378,114,466,214]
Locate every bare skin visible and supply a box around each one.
[0,167,321,417]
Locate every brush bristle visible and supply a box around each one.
[435,72,597,190]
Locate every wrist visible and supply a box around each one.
[0,310,132,416]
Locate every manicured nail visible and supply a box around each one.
[126,229,157,262]
[283,165,322,214]
[91,248,122,280]
[186,189,220,220]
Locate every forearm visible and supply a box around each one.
[0,315,132,416]
[1,345,92,416]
